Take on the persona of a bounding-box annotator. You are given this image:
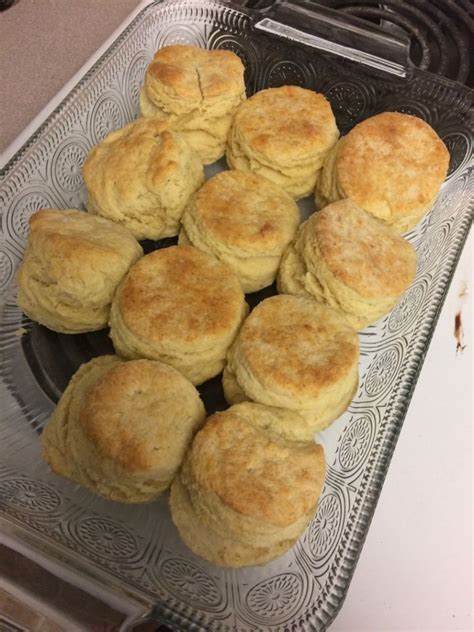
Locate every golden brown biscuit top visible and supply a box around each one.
[187,171,300,250]
[337,112,450,219]
[232,86,339,165]
[83,118,195,204]
[146,45,245,100]
[305,200,417,298]
[117,245,246,344]
[80,359,201,473]
[188,402,325,527]
[83,118,188,199]
[237,295,359,397]
[27,208,142,271]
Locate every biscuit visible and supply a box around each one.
[170,472,298,568]
[170,402,325,567]
[278,200,417,329]
[109,245,248,385]
[140,45,246,164]
[314,112,450,232]
[42,356,205,503]
[16,209,143,334]
[179,170,300,292]
[223,295,359,436]
[83,118,204,240]
[226,86,339,199]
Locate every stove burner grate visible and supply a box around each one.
[318,0,474,86]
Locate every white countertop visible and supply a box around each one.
[332,233,472,632]
[1,2,472,630]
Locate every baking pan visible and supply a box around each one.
[0,1,472,629]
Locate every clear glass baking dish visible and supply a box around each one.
[0,1,472,629]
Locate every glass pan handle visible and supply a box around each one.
[254,0,411,77]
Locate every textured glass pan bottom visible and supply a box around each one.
[0,1,472,630]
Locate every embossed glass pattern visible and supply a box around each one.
[0,1,472,630]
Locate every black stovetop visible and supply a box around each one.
[246,0,474,87]
[317,0,474,86]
